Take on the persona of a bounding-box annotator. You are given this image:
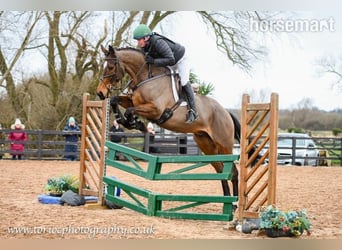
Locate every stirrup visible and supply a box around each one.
[185,109,198,123]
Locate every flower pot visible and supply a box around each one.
[265,228,294,238]
[265,227,304,238]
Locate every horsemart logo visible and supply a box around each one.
[249,17,335,32]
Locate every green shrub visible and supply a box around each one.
[332,128,342,136]
[287,127,304,133]
[45,174,79,194]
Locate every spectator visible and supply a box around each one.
[0,124,5,159]
[109,119,124,143]
[63,117,80,161]
[147,122,156,136]
[8,119,27,160]
[145,122,160,153]
[109,119,125,160]
[192,83,199,94]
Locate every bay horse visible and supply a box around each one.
[96,45,242,198]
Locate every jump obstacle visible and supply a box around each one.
[79,93,110,201]
[237,93,279,223]
[78,92,279,223]
[103,142,238,221]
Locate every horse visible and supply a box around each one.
[96,45,242,198]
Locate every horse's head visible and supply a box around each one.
[96,45,124,100]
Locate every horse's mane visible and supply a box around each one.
[116,47,144,55]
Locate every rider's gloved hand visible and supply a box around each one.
[145,55,154,64]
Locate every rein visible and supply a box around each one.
[130,72,173,91]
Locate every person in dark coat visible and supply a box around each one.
[109,119,124,143]
[63,117,80,161]
[133,24,198,123]
[109,119,125,160]
[8,119,27,160]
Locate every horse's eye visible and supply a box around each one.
[104,61,114,70]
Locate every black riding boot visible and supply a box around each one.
[183,82,198,123]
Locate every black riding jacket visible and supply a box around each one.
[143,33,185,67]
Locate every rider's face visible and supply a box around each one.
[137,36,149,48]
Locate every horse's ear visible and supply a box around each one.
[101,45,107,55]
[108,45,115,55]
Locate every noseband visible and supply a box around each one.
[100,50,123,95]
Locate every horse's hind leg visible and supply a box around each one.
[193,133,232,196]
[232,163,238,196]
[217,161,237,197]
[194,131,239,198]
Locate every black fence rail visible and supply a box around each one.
[0,129,81,160]
[0,129,201,161]
[0,129,341,166]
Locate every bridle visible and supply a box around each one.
[100,49,124,96]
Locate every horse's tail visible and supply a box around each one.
[228,111,241,143]
[228,111,261,166]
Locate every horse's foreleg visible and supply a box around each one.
[110,96,124,122]
[125,103,160,120]
[110,95,134,115]
[110,96,146,131]
[123,103,159,128]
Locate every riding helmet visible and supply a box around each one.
[133,24,152,40]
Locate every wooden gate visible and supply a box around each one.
[78,93,109,204]
[238,93,279,221]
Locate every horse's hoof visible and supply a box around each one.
[135,121,147,132]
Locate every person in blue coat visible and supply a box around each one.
[63,117,80,161]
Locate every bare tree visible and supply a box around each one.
[244,88,272,103]
[34,11,109,126]
[197,11,268,71]
[0,11,44,121]
[316,55,342,93]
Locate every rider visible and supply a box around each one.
[133,24,198,123]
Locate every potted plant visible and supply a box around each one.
[259,205,311,238]
[45,174,79,196]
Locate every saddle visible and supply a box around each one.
[166,66,187,107]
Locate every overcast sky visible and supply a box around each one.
[169,11,342,111]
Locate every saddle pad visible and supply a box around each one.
[167,66,187,106]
